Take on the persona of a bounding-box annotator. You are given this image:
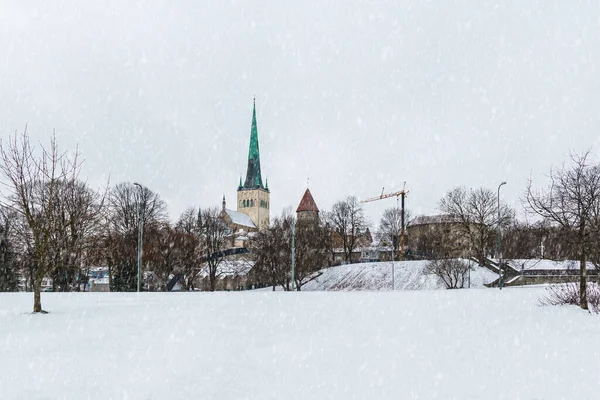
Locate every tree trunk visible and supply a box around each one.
[580,234,588,310]
[33,276,43,313]
[107,263,113,290]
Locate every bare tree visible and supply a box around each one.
[104,182,167,291]
[502,219,577,261]
[10,213,35,291]
[378,207,411,261]
[107,182,167,234]
[326,196,368,264]
[48,179,105,291]
[293,217,329,290]
[198,206,230,292]
[525,152,600,310]
[0,206,18,291]
[502,220,543,260]
[438,187,513,265]
[251,211,293,290]
[0,130,97,312]
[174,207,202,290]
[320,216,336,267]
[426,258,471,289]
[587,185,600,273]
[253,211,334,291]
[142,222,183,291]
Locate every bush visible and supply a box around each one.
[426,258,471,289]
[539,282,600,313]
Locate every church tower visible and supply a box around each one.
[237,98,270,230]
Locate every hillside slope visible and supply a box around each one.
[302,260,497,291]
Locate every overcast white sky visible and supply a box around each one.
[1,1,599,225]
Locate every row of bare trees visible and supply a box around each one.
[0,131,237,312]
[404,152,600,310]
[250,195,379,291]
[0,130,377,310]
[3,130,598,310]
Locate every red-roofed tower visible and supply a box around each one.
[296,188,319,222]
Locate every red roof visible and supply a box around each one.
[296,188,319,213]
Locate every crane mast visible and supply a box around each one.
[361,182,409,260]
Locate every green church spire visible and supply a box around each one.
[242,97,265,190]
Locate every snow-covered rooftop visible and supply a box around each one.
[410,214,462,226]
[199,260,255,278]
[224,209,256,228]
[507,259,596,271]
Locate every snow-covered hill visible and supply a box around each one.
[302,260,497,291]
[1,289,597,399]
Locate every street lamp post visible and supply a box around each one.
[133,182,145,292]
[291,218,296,291]
[497,181,507,290]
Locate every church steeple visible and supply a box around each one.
[236,97,270,231]
[241,98,265,191]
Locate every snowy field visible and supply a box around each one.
[1,289,598,399]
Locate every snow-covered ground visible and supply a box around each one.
[303,260,497,291]
[1,289,598,399]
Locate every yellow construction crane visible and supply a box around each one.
[361,182,409,260]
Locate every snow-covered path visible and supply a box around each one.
[0,289,597,399]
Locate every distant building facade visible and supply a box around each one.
[407,214,470,259]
